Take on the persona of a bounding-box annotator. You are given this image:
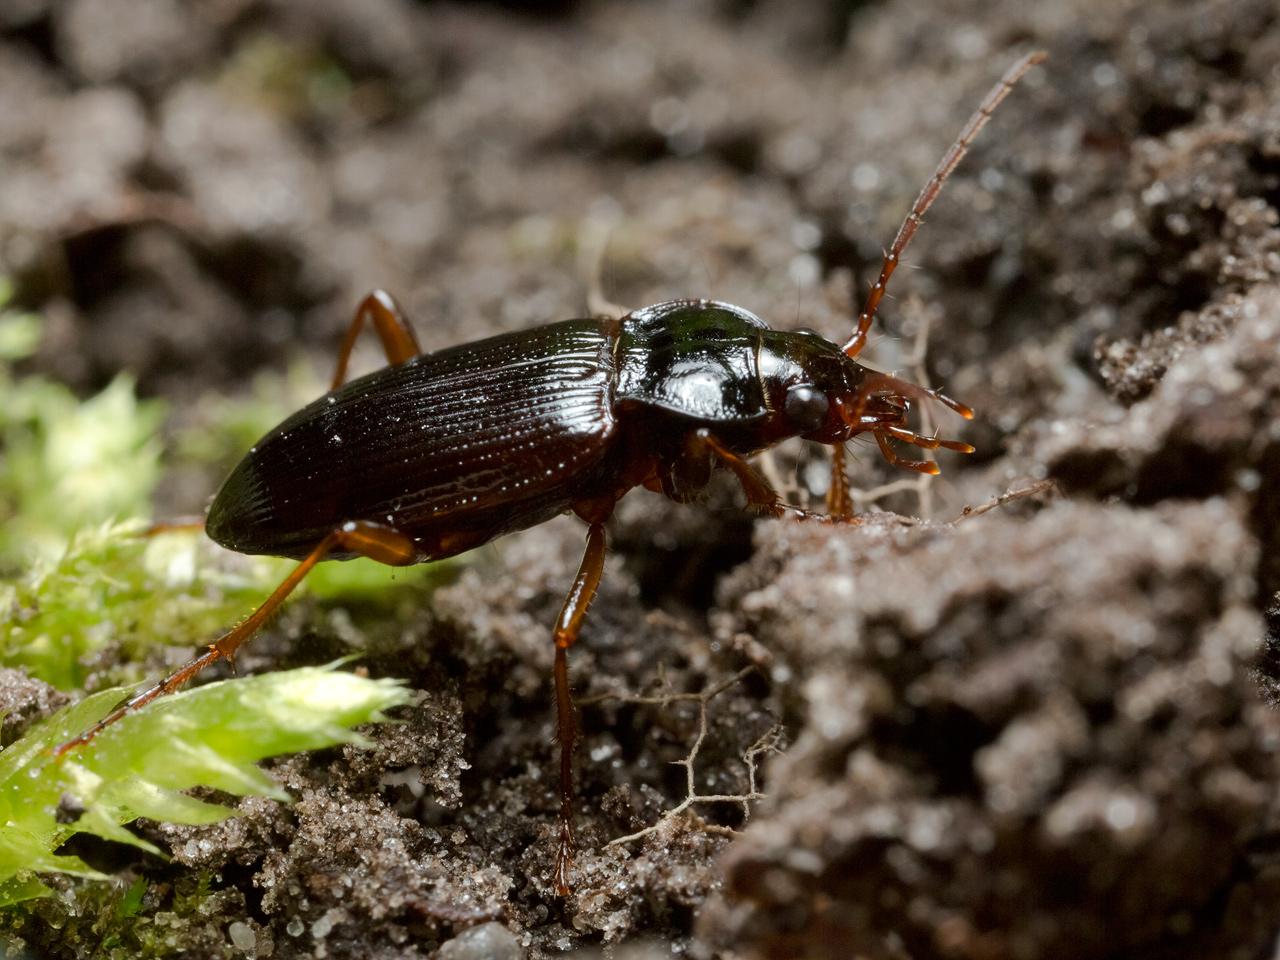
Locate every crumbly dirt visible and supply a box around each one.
[3,0,1280,958]
[0,668,69,746]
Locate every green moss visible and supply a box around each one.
[0,663,409,907]
[3,869,251,960]
[0,283,39,361]
[0,361,164,573]
[1,525,291,691]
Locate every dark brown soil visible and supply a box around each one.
[3,0,1280,958]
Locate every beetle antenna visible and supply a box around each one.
[842,50,1046,359]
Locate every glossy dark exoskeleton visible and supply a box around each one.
[58,52,1045,896]
[205,299,939,564]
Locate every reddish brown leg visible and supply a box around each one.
[693,430,784,517]
[331,289,423,391]
[882,423,975,454]
[697,430,863,523]
[54,520,418,758]
[139,517,206,537]
[827,443,853,519]
[552,521,607,896]
[842,51,1045,359]
[875,432,940,475]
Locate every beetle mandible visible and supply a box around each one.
[59,52,1045,895]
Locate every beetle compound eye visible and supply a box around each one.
[784,384,829,431]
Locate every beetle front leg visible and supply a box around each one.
[331,289,424,391]
[54,520,418,757]
[827,443,853,520]
[551,521,607,896]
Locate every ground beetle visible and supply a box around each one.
[59,52,1045,894]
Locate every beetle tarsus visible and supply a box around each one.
[554,818,575,898]
[52,645,223,758]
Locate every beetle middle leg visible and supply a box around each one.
[689,430,784,517]
[551,520,608,896]
[330,289,424,390]
[54,519,418,757]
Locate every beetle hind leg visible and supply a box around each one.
[54,519,418,758]
[551,521,608,896]
[139,516,206,537]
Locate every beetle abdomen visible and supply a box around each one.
[207,320,617,560]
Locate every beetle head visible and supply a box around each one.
[759,329,973,447]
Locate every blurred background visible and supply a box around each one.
[2,0,1280,958]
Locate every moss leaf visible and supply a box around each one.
[0,664,409,906]
[0,374,165,567]
[0,524,290,691]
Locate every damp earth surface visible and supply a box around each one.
[2,0,1280,957]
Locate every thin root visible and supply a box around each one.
[586,667,784,848]
[950,479,1058,523]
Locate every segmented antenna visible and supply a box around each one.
[842,50,1047,359]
